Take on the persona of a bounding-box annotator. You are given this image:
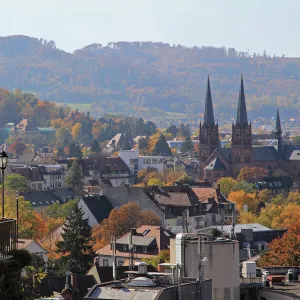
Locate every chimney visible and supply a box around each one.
[71,273,78,290]
[131,228,137,236]
[94,256,100,266]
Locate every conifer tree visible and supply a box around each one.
[152,134,172,156]
[181,134,194,153]
[69,142,82,159]
[90,140,101,155]
[56,205,94,274]
[65,160,84,189]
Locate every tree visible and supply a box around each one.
[56,206,94,274]
[258,221,300,267]
[271,204,300,229]
[90,140,101,155]
[143,249,170,268]
[69,142,82,159]
[228,190,259,213]
[216,177,237,197]
[239,211,258,224]
[92,202,161,250]
[152,134,172,156]
[237,166,268,182]
[55,126,72,148]
[44,198,80,218]
[166,124,178,136]
[5,173,29,193]
[8,141,27,156]
[257,204,283,228]
[181,135,194,153]
[232,180,255,194]
[71,122,82,140]
[65,160,84,189]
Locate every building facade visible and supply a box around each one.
[199,75,300,182]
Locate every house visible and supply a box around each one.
[102,185,236,229]
[104,133,133,153]
[21,189,79,211]
[36,164,66,189]
[9,165,45,191]
[17,239,48,263]
[78,196,113,227]
[11,152,49,166]
[57,157,134,187]
[118,149,166,175]
[96,226,175,267]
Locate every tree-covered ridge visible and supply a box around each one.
[1,36,300,125]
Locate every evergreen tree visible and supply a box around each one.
[69,142,82,159]
[166,124,178,136]
[65,160,84,189]
[90,139,101,155]
[181,135,194,153]
[56,205,94,274]
[178,123,191,138]
[152,134,172,156]
[138,137,148,150]
[145,121,157,136]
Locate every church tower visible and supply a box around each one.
[199,76,219,175]
[275,108,283,157]
[232,75,252,163]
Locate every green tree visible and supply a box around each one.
[44,198,80,218]
[55,127,72,148]
[232,180,255,194]
[166,124,178,136]
[55,205,94,274]
[5,173,29,193]
[152,134,172,156]
[90,140,101,155]
[181,135,194,153]
[216,177,237,197]
[65,160,84,189]
[69,142,82,159]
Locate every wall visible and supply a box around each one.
[174,237,240,300]
[26,241,48,263]
[78,199,98,227]
[158,280,212,300]
[103,187,165,222]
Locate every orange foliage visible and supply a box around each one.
[92,203,161,251]
[237,166,268,182]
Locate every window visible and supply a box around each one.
[37,183,43,190]
[122,245,127,251]
[257,244,262,251]
[103,259,109,266]
[143,247,147,253]
[212,214,216,225]
[57,182,62,188]
[118,260,124,266]
[202,204,207,211]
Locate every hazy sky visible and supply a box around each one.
[1,0,300,56]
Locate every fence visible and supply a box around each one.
[0,218,17,259]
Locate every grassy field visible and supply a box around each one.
[67,103,91,111]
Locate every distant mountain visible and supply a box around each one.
[1,35,300,126]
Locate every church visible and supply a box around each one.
[199,75,300,182]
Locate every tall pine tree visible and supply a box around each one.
[56,205,94,274]
[65,160,84,189]
[181,134,194,153]
[152,134,172,156]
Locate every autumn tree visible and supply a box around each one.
[228,190,259,213]
[257,204,283,228]
[65,160,84,189]
[152,134,172,156]
[237,166,268,182]
[216,177,237,197]
[8,141,27,156]
[92,202,161,250]
[258,222,300,267]
[55,206,94,274]
[71,122,83,140]
[271,203,300,229]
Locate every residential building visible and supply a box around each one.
[96,226,175,267]
[199,75,300,182]
[78,196,113,227]
[118,149,166,175]
[170,233,240,300]
[17,239,48,263]
[57,157,134,187]
[36,164,65,189]
[102,185,236,229]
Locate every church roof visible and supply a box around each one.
[236,74,248,126]
[204,75,215,125]
[282,145,300,160]
[204,157,226,171]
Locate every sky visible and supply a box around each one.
[1,0,300,56]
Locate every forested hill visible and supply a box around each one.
[1,35,300,125]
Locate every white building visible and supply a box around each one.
[37,164,65,189]
[118,149,166,174]
[17,239,48,263]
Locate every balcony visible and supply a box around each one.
[0,218,17,259]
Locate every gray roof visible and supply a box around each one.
[116,235,156,247]
[283,145,300,160]
[204,157,226,171]
[211,223,271,234]
[14,153,41,164]
[164,226,196,235]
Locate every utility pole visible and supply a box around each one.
[112,236,116,280]
[231,209,235,239]
[128,230,133,272]
[197,236,204,300]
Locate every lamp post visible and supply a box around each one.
[16,194,19,242]
[0,148,8,219]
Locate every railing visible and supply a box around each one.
[240,273,263,286]
[0,218,17,259]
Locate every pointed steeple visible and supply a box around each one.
[204,75,215,125]
[275,108,282,133]
[236,74,248,125]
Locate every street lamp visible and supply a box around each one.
[0,148,8,219]
[16,194,19,242]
